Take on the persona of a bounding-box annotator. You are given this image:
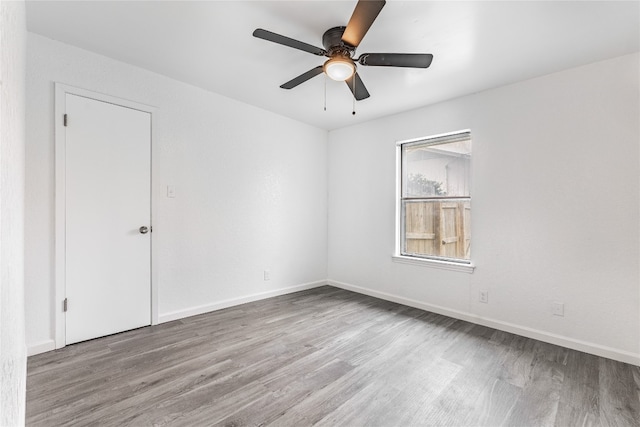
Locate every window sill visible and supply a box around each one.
[391,255,475,273]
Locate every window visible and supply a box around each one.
[397,131,472,264]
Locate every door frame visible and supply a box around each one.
[54,83,158,349]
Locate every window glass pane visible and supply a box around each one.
[403,199,471,261]
[402,139,471,198]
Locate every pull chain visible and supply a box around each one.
[324,74,327,111]
[352,75,356,115]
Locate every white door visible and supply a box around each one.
[65,93,151,345]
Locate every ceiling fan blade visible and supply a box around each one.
[253,29,327,56]
[345,72,370,100]
[358,53,434,68]
[341,0,386,48]
[280,66,324,89]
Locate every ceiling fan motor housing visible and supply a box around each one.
[322,26,355,58]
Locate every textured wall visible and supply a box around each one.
[25,33,328,351]
[328,53,640,364]
[0,0,27,424]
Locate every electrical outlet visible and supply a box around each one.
[263,270,270,281]
[479,290,489,304]
[552,301,564,316]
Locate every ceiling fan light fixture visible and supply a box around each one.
[324,57,356,81]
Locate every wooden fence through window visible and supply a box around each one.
[404,200,471,260]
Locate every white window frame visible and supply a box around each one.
[393,130,475,273]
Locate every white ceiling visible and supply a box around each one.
[26,1,640,130]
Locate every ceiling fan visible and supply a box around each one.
[253,0,433,101]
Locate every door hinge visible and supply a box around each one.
[63,298,68,312]
[63,114,68,127]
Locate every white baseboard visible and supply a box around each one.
[158,280,328,324]
[27,339,56,356]
[327,279,640,367]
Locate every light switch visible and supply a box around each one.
[167,185,176,198]
[552,302,564,317]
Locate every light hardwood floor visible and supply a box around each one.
[27,286,640,426]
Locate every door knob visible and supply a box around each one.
[139,226,149,234]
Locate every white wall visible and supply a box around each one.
[0,0,27,424]
[25,33,328,352]
[328,53,640,365]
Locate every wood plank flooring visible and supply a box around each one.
[26,286,640,426]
